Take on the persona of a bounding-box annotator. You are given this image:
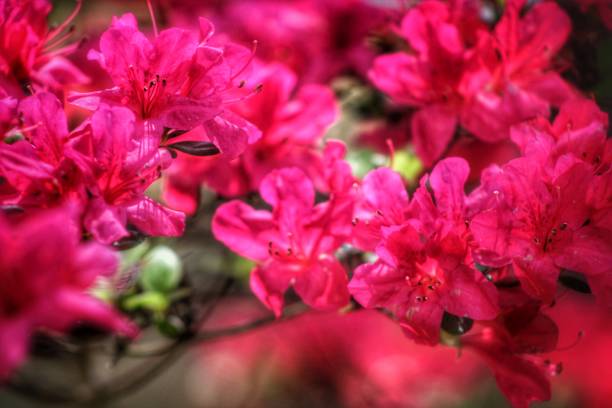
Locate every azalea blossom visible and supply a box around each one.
[350,158,499,345]
[0,0,88,97]
[0,208,136,379]
[212,145,354,316]
[0,92,185,244]
[73,104,185,244]
[69,14,260,157]
[462,288,560,408]
[167,0,388,83]
[369,0,575,165]
[163,61,338,213]
[0,92,85,208]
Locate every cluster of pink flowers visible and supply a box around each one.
[0,0,262,378]
[1,0,610,407]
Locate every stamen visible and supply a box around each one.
[230,40,258,81]
[45,0,82,45]
[146,0,159,37]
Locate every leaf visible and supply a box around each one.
[166,141,220,156]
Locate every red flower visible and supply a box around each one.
[0,0,88,96]
[69,14,260,156]
[369,0,575,165]
[163,61,337,213]
[350,158,499,345]
[0,208,137,379]
[212,148,354,316]
[462,288,560,408]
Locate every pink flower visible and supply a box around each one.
[510,98,610,173]
[0,208,137,380]
[73,105,185,244]
[163,61,338,212]
[0,0,88,96]
[368,0,487,165]
[349,158,499,345]
[69,14,260,157]
[369,0,575,165]
[212,161,353,317]
[0,92,185,244]
[460,0,576,139]
[462,300,560,408]
[0,92,84,208]
[470,152,612,304]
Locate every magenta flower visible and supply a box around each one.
[212,162,353,317]
[470,153,612,304]
[349,159,499,345]
[0,208,137,380]
[74,105,185,244]
[510,98,610,173]
[369,0,575,165]
[163,61,338,213]
[69,14,260,157]
[0,92,84,208]
[0,92,185,244]
[0,0,88,96]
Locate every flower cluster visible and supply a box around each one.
[0,1,610,407]
[369,0,576,165]
[0,1,260,378]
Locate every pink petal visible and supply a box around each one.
[429,157,469,217]
[442,265,499,320]
[96,13,152,84]
[293,256,349,312]
[412,104,458,166]
[250,262,294,318]
[259,167,315,211]
[212,200,277,262]
[400,298,445,346]
[18,92,68,161]
[348,262,408,309]
[201,110,261,159]
[512,256,559,303]
[84,198,128,245]
[127,197,185,238]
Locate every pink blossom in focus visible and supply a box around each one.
[212,147,354,316]
[350,158,499,345]
[163,61,338,213]
[69,14,260,156]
